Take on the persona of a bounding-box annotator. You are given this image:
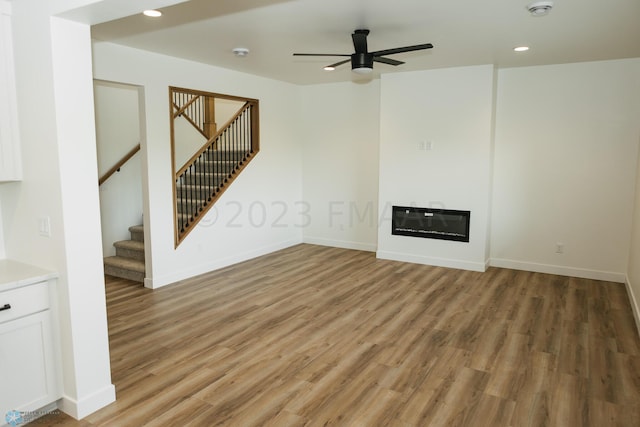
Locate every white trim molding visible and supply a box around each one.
[625,276,640,339]
[59,384,115,420]
[376,251,487,272]
[490,258,626,283]
[303,237,376,253]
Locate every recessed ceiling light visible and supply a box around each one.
[514,46,530,52]
[323,66,335,71]
[143,10,162,17]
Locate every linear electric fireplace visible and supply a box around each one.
[392,206,470,242]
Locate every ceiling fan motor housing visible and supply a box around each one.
[351,53,374,70]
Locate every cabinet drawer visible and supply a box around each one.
[0,282,49,324]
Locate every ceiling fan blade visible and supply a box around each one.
[352,29,369,54]
[326,58,351,68]
[293,53,351,57]
[373,56,404,66]
[371,43,434,57]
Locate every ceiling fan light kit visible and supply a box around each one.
[527,1,554,16]
[352,67,373,74]
[293,29,433,74]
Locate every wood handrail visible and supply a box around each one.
[99,143,141,185]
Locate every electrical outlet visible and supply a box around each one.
[555,242,564,254]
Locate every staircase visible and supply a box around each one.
[104,225,145,283]
[175,150,251,232]
[171,87,260,246]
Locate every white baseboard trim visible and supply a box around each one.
[489,258,626,283]
[303,236,376,252]
[145,238,303,289]
[376,250,487,272]
[624,276,640,339]
[59,383,115,420]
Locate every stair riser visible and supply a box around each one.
[203,151,249,161]
[130,230,144,242]
[192,161,237,173]
[115,247,145,262]
[179,175,227,186]
[105,264,145,283]
[176,187,217,199]
[176,201,215,215]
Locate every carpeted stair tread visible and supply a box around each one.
[104,256,145,272]
[114,240,144,251]
[105,225,145,283]
[128,224,144,234]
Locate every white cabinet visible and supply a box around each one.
[0,1,22,182]
[0,262,60,423]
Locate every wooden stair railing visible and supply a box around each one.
[99,143,141,185]
[171,87,259,246]
[172,89,219,140]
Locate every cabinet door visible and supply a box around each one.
[0,1,22,182]
[0,311,58,418]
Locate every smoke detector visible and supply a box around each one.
[527,1,554,16]
[232,47,249,57]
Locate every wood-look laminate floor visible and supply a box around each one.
[33,244,640,426]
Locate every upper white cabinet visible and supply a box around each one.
[0,1,22,182]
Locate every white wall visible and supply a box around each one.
[92,41,304,288]
[7,1,114,419]
[173,115,206,168]
[94,80,143,256]
[491,59,640,282]
[626,96,640,334]
[217,98,245,126]
[300,80,380,251]
[377,65,496,271]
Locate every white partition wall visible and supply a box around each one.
[377,65,496,271]
[7,2,116,419]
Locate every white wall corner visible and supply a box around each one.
[625,276,640,339]
[59,383,115,420]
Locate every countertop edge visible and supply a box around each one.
[0,259,58,292]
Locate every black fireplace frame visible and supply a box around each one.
[391,206,470,242]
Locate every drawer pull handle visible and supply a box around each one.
[0,304,11,311]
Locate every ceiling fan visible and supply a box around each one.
[293,29,433,74]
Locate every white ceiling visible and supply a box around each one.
[91,0,640,86]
